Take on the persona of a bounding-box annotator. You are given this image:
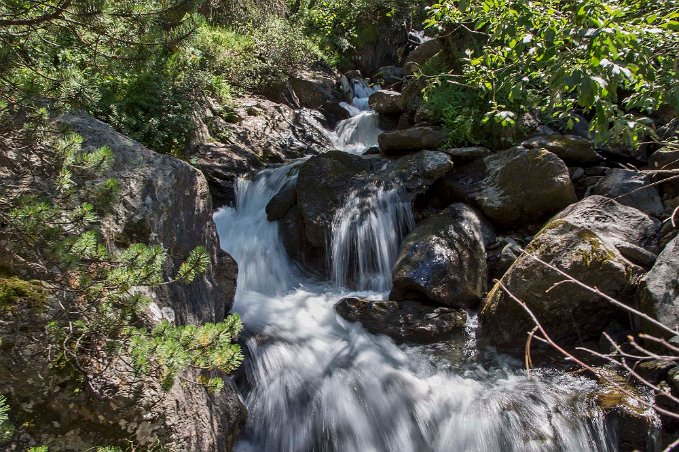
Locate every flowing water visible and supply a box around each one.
[214,84,615,452]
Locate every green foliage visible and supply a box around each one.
[0,395,14,444]
[424,0,679,149]
[292,0,429,68]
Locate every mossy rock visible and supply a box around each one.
[0,275,48,313]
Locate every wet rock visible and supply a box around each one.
[636,360,675,385]
[378,127,447,154]
[266,178,297,221]
[480,196,660,350]
[335,297,467,343]
[363,146,381,155]
[593,369,659,452]
[390,204,493,308]
[296,151,379,248]
[639,235,679,339]
[590,169,664,217]
[442,146,492,162]
[292,150,453,269]
[522,134,598,164]
[438,147,577,228]
[368,90,403,115]
[404,39,442,76]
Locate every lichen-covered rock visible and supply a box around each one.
[438,147,577,227]
[590,169,664,217]
[479,196,660,350]
[378,127,447,154]
[368,90,403,114]
[335,297,467,343]
[639,235,679,338]
[390,204,493,308]
[1,113,247,451]
[522,134,598,164]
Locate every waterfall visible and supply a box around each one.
[333,79,383,155]
[330,186,414,292]
[213,77,614,452]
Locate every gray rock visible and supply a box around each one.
[335,297,467,343]
[7,113,249,451]
[522,134,598,164]
[390,204,493,308]
[289,70,341,109]
[590,169,664,217]
[368,90,403,114]
[194,96,334,207]
[404,39,442,76]
[438,147,577,227]
[480,196,660,350]
[442,146,492,161]
[639,235,679,338]
[648,146,679,194]
[378,127,447,154]
[375,66,405,86]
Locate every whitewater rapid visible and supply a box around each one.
[214,82,614,452]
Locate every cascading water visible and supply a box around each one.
[334,79,383,155]
[214,81,616,452]
[330,186,414,292]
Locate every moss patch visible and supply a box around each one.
[0,276,48,313]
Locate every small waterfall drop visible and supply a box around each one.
[330,186,414,292]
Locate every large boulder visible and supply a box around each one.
[193,96,334,207]
[522,134,598,164]
[404,39,443,76]
[590,169,664,217]
[378,127,448,154]
[368,90,403,114]
[390,204,493,308]
[335,297,467,343]
[437,147,577,227]
[296,151,379,248]
[0,113,247,451]
[289,70,341,109]
[480,196,660,350]
[639,235,679,338]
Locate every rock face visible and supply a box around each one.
[2,113,247,451]
[480,196,660,350]
[437,147,577,228]
[193,96,334,207]
[590,169,664,217]
[335,297,467,343]
[390,204,493,308]
[649,146,679,194]
[289,71,341,109]
[378,127,448,154]
[639,235,679,338]
[522,134,598,164]
[368,90,403,114]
